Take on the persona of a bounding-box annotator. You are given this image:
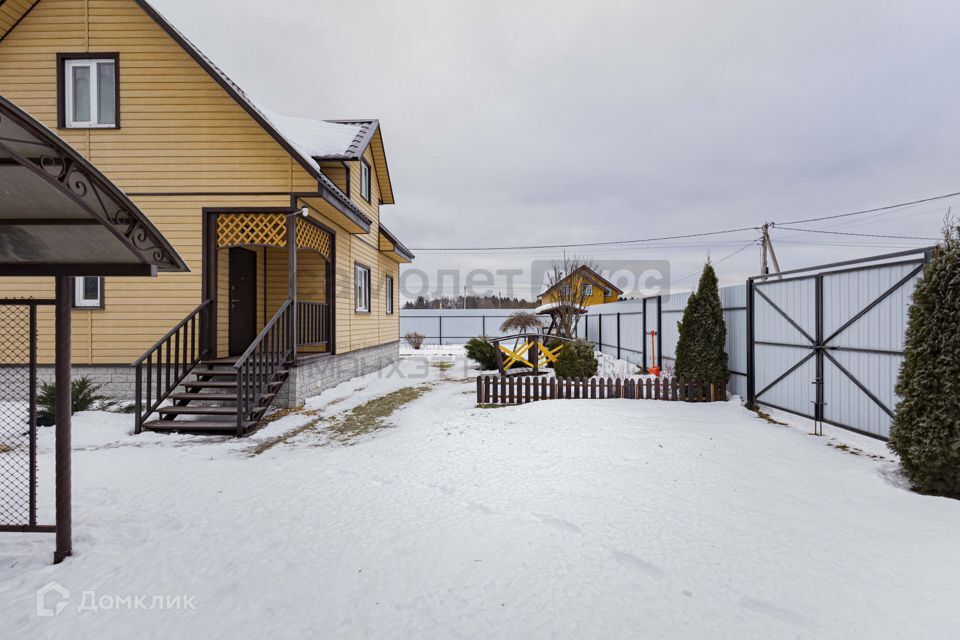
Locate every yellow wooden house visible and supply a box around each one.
[537,266,623,307]
[0,0,414,435]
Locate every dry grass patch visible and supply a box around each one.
[325,385,432,445]
[0,443,14,453]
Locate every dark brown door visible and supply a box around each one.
[229,247,257,356]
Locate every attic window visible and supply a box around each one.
[59,55,119,128]
[360,160,371,202]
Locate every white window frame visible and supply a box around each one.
[355,264,371,312]
[74,276,102,308]
[360,160,371,201]
[583,284,593,297]
[64,58,117,128]
[559,284,572,296]
[385,275,394,314]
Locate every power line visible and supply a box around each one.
[410,226,759,252]
[773,190,960,226]
[669,239,759,287]
[775,226,939,241]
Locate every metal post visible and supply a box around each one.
[28,302,37,527]
[54,276,72,564]
[287,215,298,361]
[745,278,756,409]
[616,313,621,359]
[642,297,648,370]
[656,296,663,368]
[438,315,443,345]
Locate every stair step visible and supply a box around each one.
[142,420,254,435]
[170,393,238,402]
[158,406,236,416]
[183,381,238,389]
[193,368,238,378]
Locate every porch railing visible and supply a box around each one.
[235,299,294,435]
[297,301,330,347]
[133,299,212,434]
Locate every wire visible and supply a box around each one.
[669,239,759,287]
[774,226,939,241]
[410,226,760,252]
[773,190,960,225]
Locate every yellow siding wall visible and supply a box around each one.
[540,274,621,307]
[0,0,403,363]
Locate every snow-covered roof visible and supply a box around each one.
[261,111,379,165]
[534,301,588,315]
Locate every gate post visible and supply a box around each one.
[745,278,756,409]
[616,313,621,359]
[54,276,72,564]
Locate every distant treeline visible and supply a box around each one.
[402,294,536,310]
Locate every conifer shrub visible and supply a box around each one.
[465,337,498,370]
[554,338,598,378]
[674,261,730,386]
[404,332,425,350]
[889,222,960,497]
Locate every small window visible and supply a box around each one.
[559,284,572,296]
[360,160,371,201]
[385,275,394,314]
[73,277,103,308]
[583,284,593,297]
[355,264,371,312]
[61,56,118,128]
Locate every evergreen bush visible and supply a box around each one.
[674,261,730,385]
[37,376,115,424]
[889,223,960,497]
[465,337,498,370]
[554,338,598,378]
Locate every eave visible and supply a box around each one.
[379,225,414,263]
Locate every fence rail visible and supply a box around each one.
[477,375,725,405]
[297,301,329,347]
[235,300,294,435]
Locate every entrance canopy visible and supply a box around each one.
[0,95,187,276]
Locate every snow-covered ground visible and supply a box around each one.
[2,355,960,639]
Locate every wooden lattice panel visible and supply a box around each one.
[217,213,286,248]
[297,222,332,261]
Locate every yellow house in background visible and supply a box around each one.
[538,266,623,307]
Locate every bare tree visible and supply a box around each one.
[542,254,599,338]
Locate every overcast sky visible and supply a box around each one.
[154,0,960,298]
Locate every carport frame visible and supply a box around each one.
[0,95,187,563]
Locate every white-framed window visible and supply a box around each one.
[74,276,103,308]
[360,160,371,201]
[583,284,593,297]
[385,275,394,314]
[63,57,117,128]
[559,284,572,296]
[355,264,371,312]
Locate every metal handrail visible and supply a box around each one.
[234,300,293,435]
[133,299,212,433]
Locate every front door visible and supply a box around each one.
[229,247,257,356]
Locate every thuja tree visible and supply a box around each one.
[674,261,730,384]
[889,222,960,497]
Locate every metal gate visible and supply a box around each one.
[747,249,931,439]
[0,300,54,532]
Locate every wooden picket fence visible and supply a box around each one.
[476,375,726,405]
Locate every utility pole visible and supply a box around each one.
[759,223,782,280]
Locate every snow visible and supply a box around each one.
[3,356,960,638]
[259,109,364,169]
[533,301,587,314]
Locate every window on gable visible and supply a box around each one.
[355,264,371,312]
[385,275,394,314]
[61,56,118,128]
[73,277,103,308]
[360,160,371,202]
[559,284,572,296]
[583,284,593,297]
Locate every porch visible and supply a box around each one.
[133,207,339,435]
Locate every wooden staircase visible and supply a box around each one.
[134,299,297,437]
[140,357,288,435]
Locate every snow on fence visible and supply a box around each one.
[476,375,726,405]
